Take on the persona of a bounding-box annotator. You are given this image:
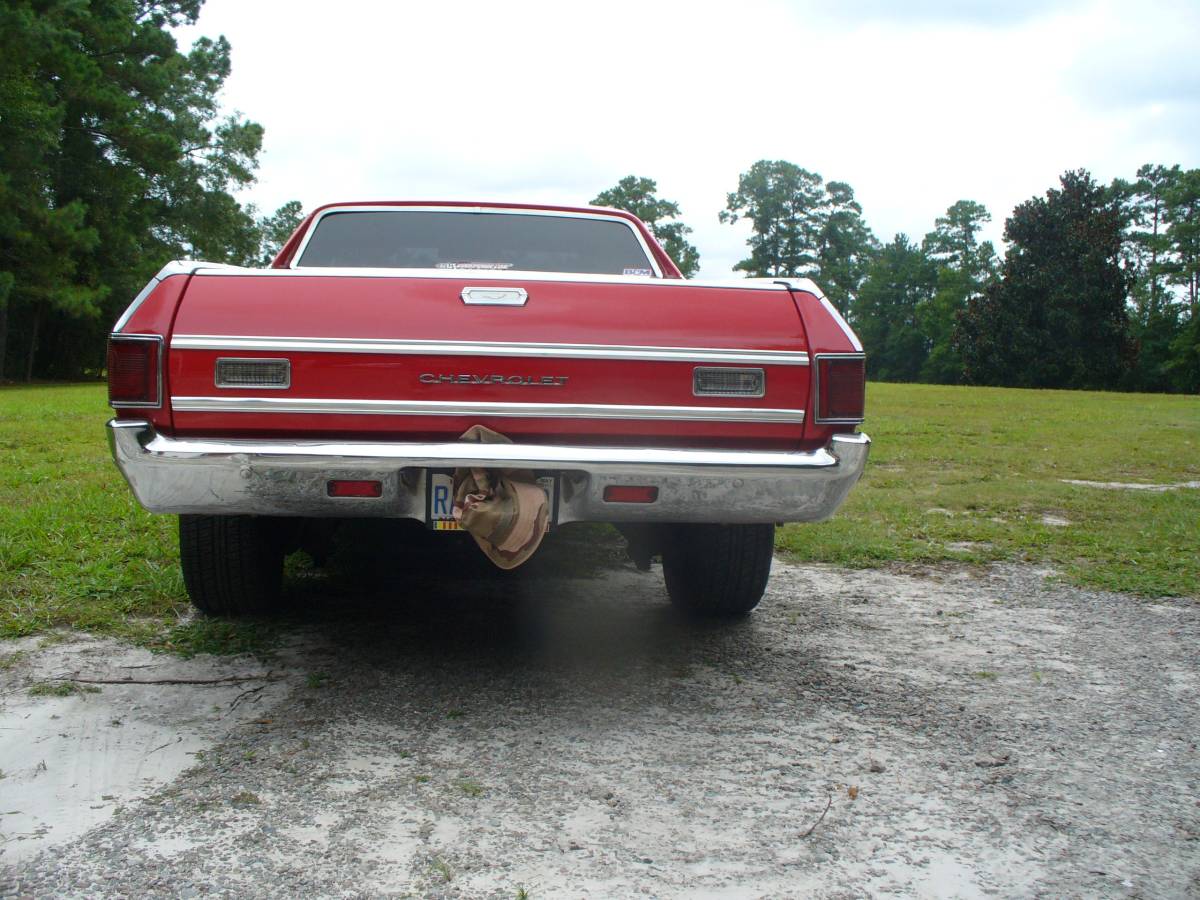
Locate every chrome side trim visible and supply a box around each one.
[460,286,528,306]
[187,266,793,292]
[289,205,664,277]
[169,396,806,424]
[170,335,810,366]
[107,420,870,524]
[107,334,164,410]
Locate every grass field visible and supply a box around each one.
[779,383,1199,597]
[1,382,1197,644]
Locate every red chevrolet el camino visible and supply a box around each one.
[106,201,869,618]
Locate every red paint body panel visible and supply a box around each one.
[172,275,790,348]
[169,273,813,448]
[790,291,858,355]
[112,274,191,432]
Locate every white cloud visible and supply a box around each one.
[177,0,1200,278]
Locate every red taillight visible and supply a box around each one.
[603,485,659,503]
[327,480,383,498]
[816,356,866,423]
[107,336,161,407]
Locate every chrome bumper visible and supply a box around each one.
[107,420,869,525]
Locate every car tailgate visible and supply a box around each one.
[166,272,813,450]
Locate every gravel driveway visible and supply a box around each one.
[2,528,1197,898]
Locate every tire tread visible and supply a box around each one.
[178,515,283,615]
[662,523,774,617]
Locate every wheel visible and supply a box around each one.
[178,515,286,615]
[661,523,775,617]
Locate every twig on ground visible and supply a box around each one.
[50,673,280,686]
[801,795,833,838]
[228,683,269,713]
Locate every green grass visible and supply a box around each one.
[1,384,189,640]
[778,382,1200,597]
[28,680,101,697]
[455,778,484,797]
[0,382,1196,648]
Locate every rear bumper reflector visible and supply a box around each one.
[328,479,383,498]
[603,485,659,503]
[107,420,869,525]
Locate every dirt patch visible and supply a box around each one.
[2,540,1197,897]
[1062,478,1200,492]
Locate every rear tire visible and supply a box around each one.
[662,524,775,617]
[178,515,285,616]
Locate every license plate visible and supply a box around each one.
[426,470,558,532]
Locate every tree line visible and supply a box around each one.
[0,0,302,382]
[1,3,1196,393]
[596,162,1198,394]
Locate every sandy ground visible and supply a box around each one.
[1,530,1197,898]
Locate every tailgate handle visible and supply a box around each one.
[460,287,528,307]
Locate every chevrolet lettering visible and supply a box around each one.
[106,200,869,619]
[419,373,569,386]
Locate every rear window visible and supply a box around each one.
[295,209,657,276]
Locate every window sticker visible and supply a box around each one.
[435,261,515,270]
[622,267,653,276]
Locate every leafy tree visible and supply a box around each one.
[1118,165,1181,309]
[592,176,699,276]
[0,0,294,380]
[253,201,305,266]
[919,200,997,383]
[816,181,877,315]
[956,170,1134,389]
[1164,169,1200,316]
[853,235,938,382]
[719,160,827,278]
[720,161,876,316]
[1162,169,1200,392]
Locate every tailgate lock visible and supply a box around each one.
[460,287,529,306]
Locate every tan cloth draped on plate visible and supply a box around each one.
[452,425,549,569]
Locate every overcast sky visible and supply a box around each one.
[177,0,1199,278]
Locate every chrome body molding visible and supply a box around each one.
[187,265,795,291]
[107,420,869,525]
[169,396,806,424]
[169,334,811,366]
